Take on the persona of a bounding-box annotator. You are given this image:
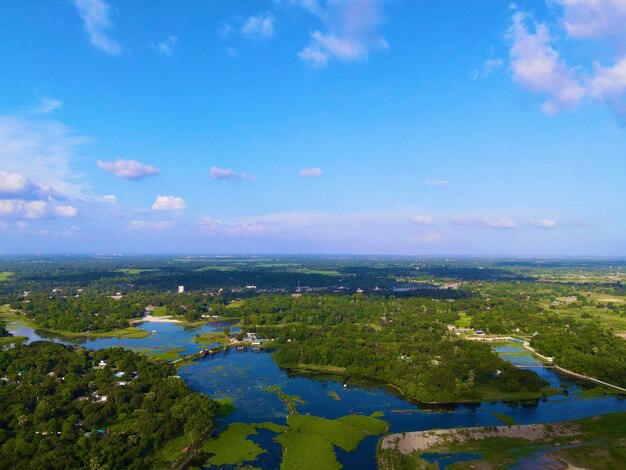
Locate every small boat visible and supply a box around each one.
[151,330,157,335]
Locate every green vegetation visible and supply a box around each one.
[202,423,266,466]
[151,305,168,316]
[145,347,185,361]
[277,413,388,469]
[378,412,626,470]
[194,330,231,347]
[229,295,550,403]
[0,342,220,469]
[492,412,516,425]
[0,271,13,282]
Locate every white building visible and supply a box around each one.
[178,285,185,293]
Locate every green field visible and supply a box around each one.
[0,271,14,282]
[455,311,472,328]
[151,306,168,316]
[115,268,158,274]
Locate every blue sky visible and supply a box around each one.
[1,0,625,255]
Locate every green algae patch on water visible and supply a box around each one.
[276,413,389,469]
[492,412,517,426]
[202,423,266,466]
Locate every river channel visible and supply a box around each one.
[6,320,626,469]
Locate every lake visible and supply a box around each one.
[6,320,626,469]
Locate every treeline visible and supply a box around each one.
[9,292,227,331]
[0,342,219,469]
[228,295,548,403]
[532,323,626,387]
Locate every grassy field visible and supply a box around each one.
[145,348,186,361]
[151,306,168,316]
[193,331,230,347]
[455,311,472,328]
[115,268,158,274]
[0,271,14,282]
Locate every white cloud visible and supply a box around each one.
[241,12,275,38]
[558,0,626,39]
[54,205,78,218]
[0,116,89,199]
[507,11,586,115]
[198,216,223,230]
[299,167,323,177]
[293,0,388,67]
[73,0,121,55]
[481,217,517,229]
[411,215,434,225]
[209,166,256,181]
[452,216,517,229]
[24,201,48,219]
[0,171,60,200]
[97,159,160,180]
[101,194,117,204]
[151,195,185,211]
[34,97,63,115]
[529,218,558,228]
[0,199,80,220]
[423,179,449,187]
[505,5,626,118]
[128,220,174,231]
[156,35,178,56]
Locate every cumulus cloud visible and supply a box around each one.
[292,0,389,67]
[156,35,178,56]
[241,12,275,38]
[529,218,558,228]
[151,195,185,211]
[507,11,586,115]
[54,205,79,218]
[0,171,61,200]
[423,179,449,187]
[73,0,121,55]
[0,200,76,220]
[299,167,323,177]
[209,166,256,181]
[505,4,626,118]
[97,159,160,180]
[559,0,626,39]
[411,215,435,225]
[101,194,117,204]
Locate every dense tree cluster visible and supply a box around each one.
[227,295,548,403]
[0,342,219,469]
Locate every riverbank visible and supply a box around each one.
[0,306,151,340]
[378,412,626,469]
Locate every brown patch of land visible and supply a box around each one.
[380,423,579,455]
